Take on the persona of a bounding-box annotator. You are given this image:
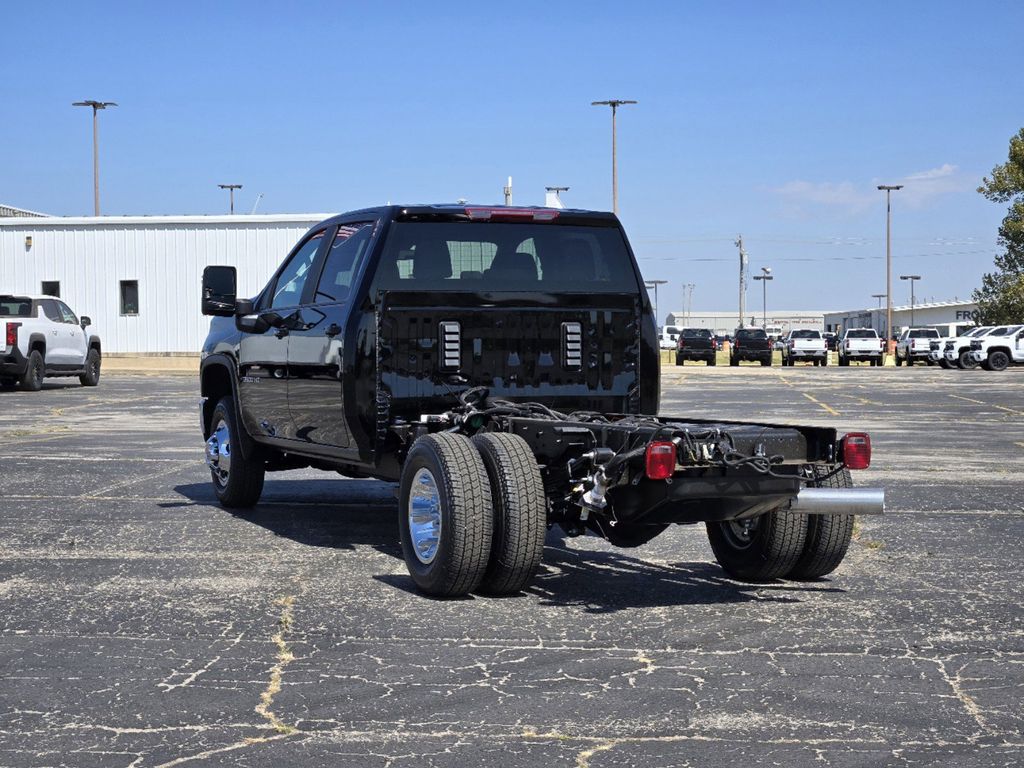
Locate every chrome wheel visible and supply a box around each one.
[206,419,232,487]
[408,468,442,564]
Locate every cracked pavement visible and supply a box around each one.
[0,367,1022,767]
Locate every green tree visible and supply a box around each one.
[975,128,1024,324]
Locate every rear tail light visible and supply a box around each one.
[645,441,677,480]
[711,338,718,350]
[5,322,19,348]
[841,432,871,470]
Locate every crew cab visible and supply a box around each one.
[199,205,882,598]
[895,327,940,366]
[1,294,101,390]
[943,327,996,369]
[837,328,883,366]
[781,329,828,366]
[729,327,773,366]
[970,324,1024,371]
[674,327,717,365]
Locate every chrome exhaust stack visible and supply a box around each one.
[789,487,885,516]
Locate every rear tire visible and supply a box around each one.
[761,358,772,367]
[707,356,716,366]
[706,507,807,582]
[471,432,547,595]
[895,355,903,367]
[906,356,914,367]
[675,353,684,366]
[730,356,739,367]
[79,348,101,386]
[788,467,855,580]
[18,350,44,391]
[399,433,493,597]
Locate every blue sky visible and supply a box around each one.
[2,0,1021,313]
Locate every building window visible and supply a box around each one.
[41,281,60,297]
[120,280,139,315]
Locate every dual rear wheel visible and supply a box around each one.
[706,467,855,581]
[398,432,547,597]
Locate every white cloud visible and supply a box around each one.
[773,163,965,215]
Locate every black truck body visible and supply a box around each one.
[674,328,718,366]
[199,205,882,596]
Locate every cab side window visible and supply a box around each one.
[57,301,78,325]
[270,231,325,310]
[40,299,63,322]
[314,223,374,303]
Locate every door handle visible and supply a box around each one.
[325,323,342,337]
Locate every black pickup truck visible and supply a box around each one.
[674,328,718,366]
[199,205,882,597]
[730,327,774,366]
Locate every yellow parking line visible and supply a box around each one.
[802,392,840,416]
[950,394,1024,415]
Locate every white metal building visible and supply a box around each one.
[823,300,978,336]
[664,310,828,336]
[0,214,331,354]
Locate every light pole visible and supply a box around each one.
[878,184,903,349]
[72,100,117,216]
[900,275,921,326]
[871,293,887,309]
[591,99,637,215]
[645,279,667,328]
[218,184,243,214]
[752,267,773,329]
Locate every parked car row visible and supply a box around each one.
[926,324,1024,371]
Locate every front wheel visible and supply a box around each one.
[958,350,978,370]
[399,433,493,597]
[706,508,807,581]
[79,348,101,386]
[938,358,952,369]
[988,350,1010,371]
[206,396,265,508]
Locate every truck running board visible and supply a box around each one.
[789,487,885,516]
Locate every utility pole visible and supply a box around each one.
[503,176,512,206]
[753,267,773,328]
[736,235,748,327]
[878,185,903,351]
[218,184,243,214]
[645,280,667,328]
[591,99,637,214]
[900,274,921,326]
[72,100,117,216]
[683,283,695,323]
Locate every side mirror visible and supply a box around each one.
[202,266,238,316]
[80,316,91,329]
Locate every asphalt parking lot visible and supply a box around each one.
[1,367,1022,767]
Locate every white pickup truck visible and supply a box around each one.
[1,294,102,390]
[895,327,941,366]
[781,329,828,366]
[970,324,1024,371]
[941,327,997,369]
[837,328,884,366]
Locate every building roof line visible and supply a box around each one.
[0,213,336,227]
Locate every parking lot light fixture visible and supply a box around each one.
[900,275,921,326]
[645,279,667,328]
[72,100,117,216]
[591,100,637,215]
[218,184,243,214]
[877,184,903,348]
[753,267,773,329]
